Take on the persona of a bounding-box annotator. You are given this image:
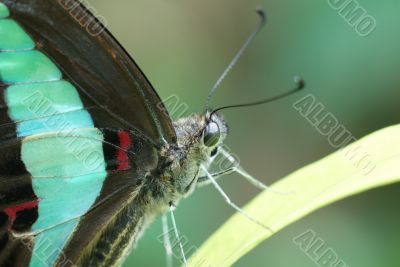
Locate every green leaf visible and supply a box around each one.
[188,125,400,266]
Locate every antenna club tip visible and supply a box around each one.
[255,7,267,25]
[293,76,306,90]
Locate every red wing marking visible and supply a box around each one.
[3,199,40,230]
[116,130,132,171]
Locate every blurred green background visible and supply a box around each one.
[88,1,400,266]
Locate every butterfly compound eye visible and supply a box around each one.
[203,121,221,147]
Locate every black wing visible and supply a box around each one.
[2,0,176,145]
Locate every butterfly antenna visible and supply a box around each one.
[204,8,267,112]
[169,204,188,267]
[210,76,305,118]
[200,165,274,232]
[162,215,173,267]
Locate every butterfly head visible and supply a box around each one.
[167,112,228,198]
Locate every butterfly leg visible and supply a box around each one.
[169,204,188,267]
[197,148,273,190]
[219,148,295,195]
[161,214,173,267]
[196,167,236,185]
[200,165,274,233]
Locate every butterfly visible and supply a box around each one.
[0,1,304,266]
[0,0,229,266]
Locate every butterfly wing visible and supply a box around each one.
[2,0,176,144]
[0,0,173,266]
